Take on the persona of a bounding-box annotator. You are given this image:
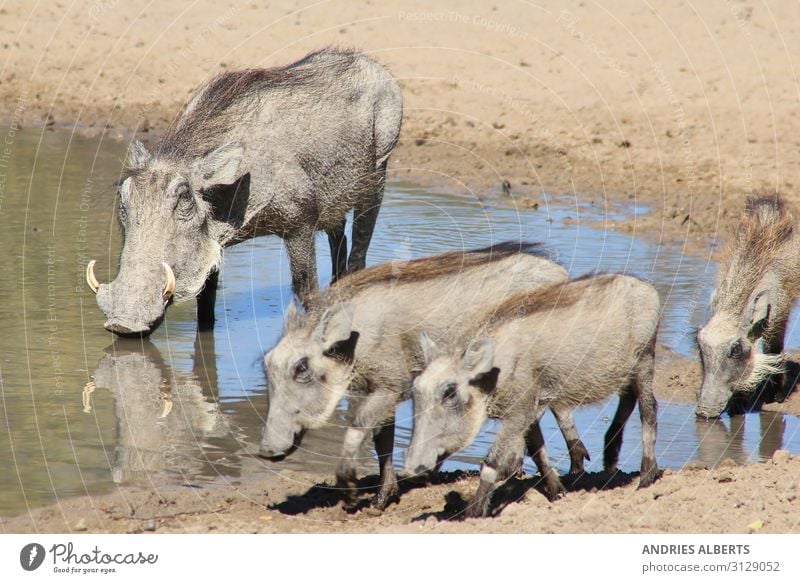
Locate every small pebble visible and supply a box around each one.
[73,518,87,531]
[142,520,156,532]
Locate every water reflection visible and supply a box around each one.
[693,412,787,467]
[86,337,227,485]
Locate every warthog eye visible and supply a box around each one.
[729,340,747,360]
[442,383,458,402]
[293,357,314,383]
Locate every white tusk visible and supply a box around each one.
[86,260,100,294]
[162,262,176,302]
[160,393,173,418]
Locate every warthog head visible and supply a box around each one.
[259,301,360,460]
[696,287,785,419]
[402,333,499,477]
[88,139,243,336]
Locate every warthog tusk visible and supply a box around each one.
[160,392,173,418]
[162,262,176,302]
[86,260,100,294]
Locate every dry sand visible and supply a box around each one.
[2,0,800,533]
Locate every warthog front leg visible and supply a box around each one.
[196,268,219,331]
[335,391,398,508]
[465,416,528,519]
[550,404,590,475]
[524,421,566,501]
[370,419,399,510]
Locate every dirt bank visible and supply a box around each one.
[4,0,800,244]
[3,0,800,533]
[3,449,799,534]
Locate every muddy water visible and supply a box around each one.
[1,129,800,516]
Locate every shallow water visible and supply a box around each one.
[1,129,799,516]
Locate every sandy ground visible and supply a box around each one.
[3,0,800,533]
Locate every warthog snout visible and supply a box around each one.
[258,422,305,461]
[89,260,176,337]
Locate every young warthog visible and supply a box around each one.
[404,274,661,518]
[87,48,402,337]
[259,243,575,510]
[696,195,800,418]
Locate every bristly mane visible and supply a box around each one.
[327,241,550,298]
[713,194,795,315]
[152,48,363,161]
[481,272,617,328]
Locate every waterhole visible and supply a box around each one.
[1,129,799,515]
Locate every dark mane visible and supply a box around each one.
[482,273,617,328]
[153,48,363,161]
[714,194,795,314]
[327,241,550,298]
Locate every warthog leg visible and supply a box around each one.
[604,349,659,488]
[348,160,387,273]
[370,419,399,510]
[465,415,529,519]
[550,404,591,475]
[196,269,219,331]
[524,421,566,501]
[636,350,659,487]
[326,220,348,283]
[602,389,637,473]
[335,390,398,509]
[284,226,319,304]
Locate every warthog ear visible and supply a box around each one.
[284,298,307,333]
[461,337,497,384]
[194,142,244,189]
[315,302,355,352]
[745,288,773,339]
[126,139,151,169]
[418,331,440,365]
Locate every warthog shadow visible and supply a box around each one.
[269,470,476,516]
[414,469,640,522]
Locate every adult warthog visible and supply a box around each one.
[696,195,800,418]
[258,242,575,510]
[87,48,402,336]
[404,274,661,518]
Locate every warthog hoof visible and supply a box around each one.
[638,464,661,489]
[464,499,490,519]
[369,485,400,511]
[335,473,360,506]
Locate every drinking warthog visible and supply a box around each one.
[404,274,661,518]
[258,242,576,510]
[696,195,800,418]
[87,48,402,337]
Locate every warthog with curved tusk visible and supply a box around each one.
[405,273,661,518]
[88,48,402,337]
[696,195,800,418]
